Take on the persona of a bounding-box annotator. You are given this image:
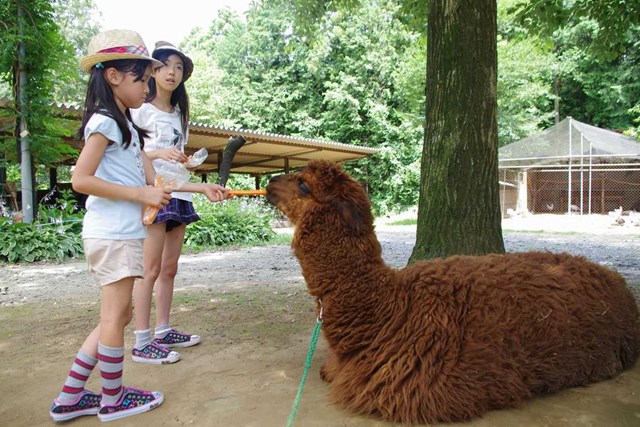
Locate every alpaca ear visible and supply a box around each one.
[332,199,364,235]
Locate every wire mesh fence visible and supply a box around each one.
[499,165,640,217]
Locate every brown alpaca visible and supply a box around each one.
[266,160,640,424]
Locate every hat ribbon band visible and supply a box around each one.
[97,45,150,56]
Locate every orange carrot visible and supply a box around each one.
[227,189,266,198]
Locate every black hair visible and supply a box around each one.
[146,49,190,136]
[79,58,152,149]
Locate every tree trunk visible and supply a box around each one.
[409,0,504,262]
[18,5,34,223]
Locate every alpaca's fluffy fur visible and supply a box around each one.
[266,160,640,424]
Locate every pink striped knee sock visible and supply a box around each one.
[57,350,97,403]
[98,342,124,406]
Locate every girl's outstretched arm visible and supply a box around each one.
[181,182,229,202]
[72,132,172,208]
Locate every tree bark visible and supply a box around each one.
[18,4,34,223]
[409,0,504,262]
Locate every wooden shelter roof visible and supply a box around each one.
[0,97,378,176]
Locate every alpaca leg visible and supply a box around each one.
[320,352,339,383]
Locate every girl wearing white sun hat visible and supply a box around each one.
[50,29,172,423]
[79,29,163,73]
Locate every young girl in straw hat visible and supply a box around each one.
[49,29,228,422]
[130,41,213,364]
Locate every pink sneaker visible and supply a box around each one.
[49,389,101,422]
[97,386,163,422]
[131,340,180,364]
[154,328,201,348]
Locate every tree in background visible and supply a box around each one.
[0,0,78,221]
[182,9,247,126]
[285,0,505,260]
[51,0,101,106]
[496,0,556,146]
[187,0,424,213]
[512,0,640,131]
[550,22,640,130]
[288,0,423,213]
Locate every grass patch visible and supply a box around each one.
[502,228,581,236]
[387,218,417,226]
[266,232,293,245]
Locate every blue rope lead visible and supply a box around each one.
[286,317,323,427]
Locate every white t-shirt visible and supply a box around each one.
[131,103,191,202]
[82,113,147,240]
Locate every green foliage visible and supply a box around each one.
[304,1,423,214]
[496,0,556,146]
[181,9,246,125]
[0,218,83,263]
[182,1,424,214]
[0,0,79,167]
[497,40,555,145]
[1,163,74,191]
[0,190,84,263]
[283,0,427,35]
[51,0,100,106]
[497,0,640,140]
[218,3,324,135]
[628,104,640,139]
[510,0,640,60]
[388,217,416,226]
[552,23,640,129]
[184,195,277,250]
[37,188,83,233]
[3,0,637,223]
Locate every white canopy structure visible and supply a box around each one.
[498,118,640,216]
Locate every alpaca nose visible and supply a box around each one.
[268,175,284,184]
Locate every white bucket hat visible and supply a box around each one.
[80,29,162,74]
[153,41,194,81]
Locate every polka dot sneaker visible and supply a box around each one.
[131,340,180,364]
[154,328,201,348]
[49,389,101,422]
[97,386,163,422]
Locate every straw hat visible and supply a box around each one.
[153,41,194,81]
[80,29,162,74]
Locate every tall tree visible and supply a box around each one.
[181,9,246,125]
[0,0,77,221]
[412,0,504,260]
[512,0,640,132]
[51,0,101,105]
[496,0,556,146]
[511,0,640,60]
[285,0,505,260]
[203,0,424,214]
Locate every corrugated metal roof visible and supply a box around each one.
[0,97,378,175]
[499,117,640,167]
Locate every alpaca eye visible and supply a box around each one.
[298,181,311,196]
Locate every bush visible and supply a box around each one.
[0,190,84,263]
[184,194,277,250]
[0,191,279,262]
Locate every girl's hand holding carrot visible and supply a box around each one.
[140,184,173,209]
[198,183,229,202]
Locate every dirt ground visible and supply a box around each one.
[1,220,640,427]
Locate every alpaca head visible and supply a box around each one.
[266,160,374,237]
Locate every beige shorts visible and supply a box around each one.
[83,239,144,286]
